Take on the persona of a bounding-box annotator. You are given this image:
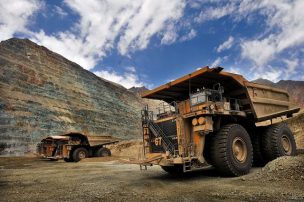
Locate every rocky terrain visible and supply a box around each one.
[0,38,154,156]
[0,152,303,202]
[287,112,304,150]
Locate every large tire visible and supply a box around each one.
[262,123,296,162]
[72,147,88,162]
[161,165,183,175]
[209,124,253,176]
[251,128,267,166]
[95,147,111,157]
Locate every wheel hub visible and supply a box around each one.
[79,151,86,159]
[281,135,292,155]
[232,137,247,163]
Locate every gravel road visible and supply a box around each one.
[0,155,303,202]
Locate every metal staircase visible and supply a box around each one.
[148,121,176,155]
[183,159,192,172]
[141,106,176,155]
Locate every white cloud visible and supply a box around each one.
[240,1,304,67]
[117,0,185,54]
[0,0,41,41]
[2,0,302,84]
[94,67,145,89]
[210,57,222,67]
[241,37,276,67]
[283,58,299,79]
[195,2,236,23]
[195,0,304,81]
[125,66,136,73]
[211,56,228,68]
[30,0,186,70]
[32,31,98,69]
[227,67,241,75]
[180,29,197,42]
[53,5,68,18]
[161,31,178,45]
[0,0,188,88]
[161,25,178,45]
[217,36,234,52]
[252,67,282,82]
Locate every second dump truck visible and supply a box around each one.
[37,132,120,162]
[140,67,300,176]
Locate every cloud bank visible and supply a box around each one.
[0,0,303,87]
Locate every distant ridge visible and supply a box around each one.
[128,86,149,95]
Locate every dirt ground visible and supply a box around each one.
[0,150,304,202]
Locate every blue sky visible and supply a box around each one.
[1,0,304,88]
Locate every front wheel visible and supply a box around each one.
[209,124,253,176]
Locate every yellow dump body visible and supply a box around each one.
[61,133,120,147]
[141,67,300,123]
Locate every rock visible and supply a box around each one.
[251,156,304,181]
[0,38,158,156]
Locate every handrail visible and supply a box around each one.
[141,106,176,155]
[148,120,176,155]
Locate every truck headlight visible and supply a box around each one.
[198,117,206,125]
[192,118,198,126]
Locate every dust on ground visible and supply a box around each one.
[0,140,303,202]
[107,139,143,159]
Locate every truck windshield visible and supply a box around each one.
[190,90,208,106]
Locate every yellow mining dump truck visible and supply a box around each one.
[139,67,300,176]
[37,132,120,162]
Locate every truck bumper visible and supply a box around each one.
[143,153,185,166]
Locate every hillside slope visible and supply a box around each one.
[0,38,146,155]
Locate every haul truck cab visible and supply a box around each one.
[139,67,300,176]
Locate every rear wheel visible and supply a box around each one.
[72,147,88,162]
[95,147,111,157]
[209,124,253,176]
[262,123,296,161]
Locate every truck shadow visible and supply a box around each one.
[147,167,225,181]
